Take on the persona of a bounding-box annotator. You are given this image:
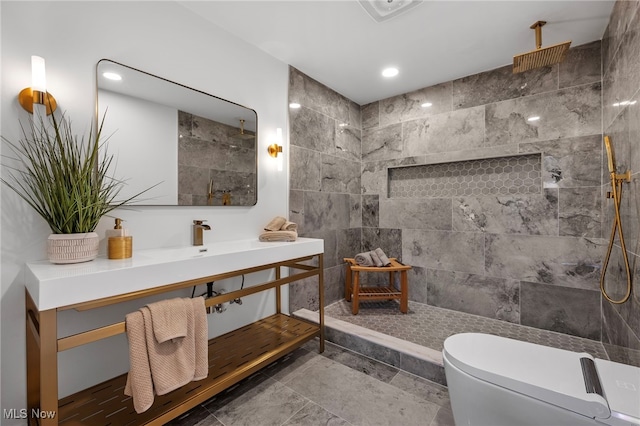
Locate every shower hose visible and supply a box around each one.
[600,136,632,304]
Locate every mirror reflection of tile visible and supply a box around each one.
[96,59,258,206]
[178,111,256,206]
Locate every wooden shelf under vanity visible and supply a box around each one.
[57,314,319,425]
[25,247,324,426]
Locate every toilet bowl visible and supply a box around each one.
[443,333,640,426]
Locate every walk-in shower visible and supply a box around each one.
[600,135,633,304]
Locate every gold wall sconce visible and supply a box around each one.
[268,128,284,171]
[267,143,282,158]
[18,56,57,115]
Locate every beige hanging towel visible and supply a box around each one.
[190,296,209,381]
[147,297,188,343]
[124,310,154,414]
[124,296,208,413]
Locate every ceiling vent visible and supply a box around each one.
[359,0,423,22]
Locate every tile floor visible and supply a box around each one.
[166,339,454,426]
[325,299,608,358]
[168,298,609,425]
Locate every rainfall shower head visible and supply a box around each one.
[231,119,255,140]
[513,21,571,74]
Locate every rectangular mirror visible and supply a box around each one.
[96,59,258,206]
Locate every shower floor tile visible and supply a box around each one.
[325,300,608,359]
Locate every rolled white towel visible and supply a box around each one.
[354,252,374,266]
[374,247,391,266]
[370,250,383,267]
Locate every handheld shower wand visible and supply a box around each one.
[600,136,632,304]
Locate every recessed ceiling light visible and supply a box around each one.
[421,102,432,108]
[527,116,540,122]
[382,67,399,78]
[102,72,122,81]
[289,102,301,109]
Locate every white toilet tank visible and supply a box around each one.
[443,333,640,426]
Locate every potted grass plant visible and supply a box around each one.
[1,111,151,264]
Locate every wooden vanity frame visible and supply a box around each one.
[25,253,324,425]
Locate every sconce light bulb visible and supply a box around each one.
[19,55,57,115]
[31,56,46,93]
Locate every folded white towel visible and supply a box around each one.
[374,247,391,266]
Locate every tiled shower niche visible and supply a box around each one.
[388,153,542,198]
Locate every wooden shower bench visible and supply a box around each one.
[343,257,411,315]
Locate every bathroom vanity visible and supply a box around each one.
[24,238,324,425]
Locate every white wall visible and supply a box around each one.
[99,90,179,205]
[1,1,290,421]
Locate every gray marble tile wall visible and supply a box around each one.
[289,17,640,361]
[362,40,605,342]
[601,0,640,366]
[178,111,256,206]
[288,67,363,311]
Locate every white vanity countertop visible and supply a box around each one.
[25,237,324,311]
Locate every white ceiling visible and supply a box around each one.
[179,0,615,105]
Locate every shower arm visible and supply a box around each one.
[532,21,544,50]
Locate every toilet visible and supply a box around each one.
[443,333,640,426]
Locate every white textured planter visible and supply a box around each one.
[47,232,99,264]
